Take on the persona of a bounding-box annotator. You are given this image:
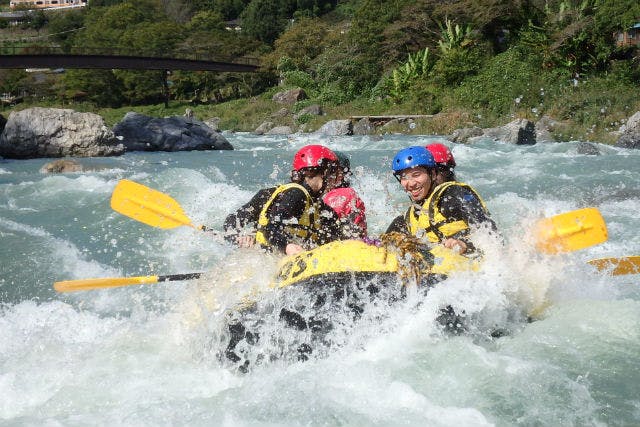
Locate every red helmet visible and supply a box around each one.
[292,145,338,171]
[426,143,456,167]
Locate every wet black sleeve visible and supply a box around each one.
[385,213,409,234]
[438,186,497,237]
[317,200,347,243]
[261,187,308,253]
[223,187,275,244]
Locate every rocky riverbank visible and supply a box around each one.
[0,91,638,167]
[0,107,231,160]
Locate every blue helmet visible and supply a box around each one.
[391,146,436,173]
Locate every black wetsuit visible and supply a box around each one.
[224,184,341,253]
[387,184,496,237]
[386,184,497,253]
[223,187,276,244]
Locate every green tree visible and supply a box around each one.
[187,10,226,32]
[241,0,290,44]
[294,0,337,17]
[63,0,185,106]
[186,0,250,19]
[313,0,407,102]
[262,17,328,71]
[47,9,86,52]
[515,0,621,74]
[21,10,48,31]
[62,69,124,107]
[172,10,271,102]
[0,70,29,94]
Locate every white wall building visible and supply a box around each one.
[9,0,87,10]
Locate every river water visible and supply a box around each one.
[1,133,639,426]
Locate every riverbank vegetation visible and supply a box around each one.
[1,0,639,142]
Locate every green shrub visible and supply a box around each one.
[452,48,543,118]
[281,70,318,94]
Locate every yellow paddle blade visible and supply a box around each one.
[54,275,160,292]
[534,207,607,254]
[588,256,640,276]
[110,179,196,229]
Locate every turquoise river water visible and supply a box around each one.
[1,133,639,426]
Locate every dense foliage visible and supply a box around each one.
[1,0,639,140]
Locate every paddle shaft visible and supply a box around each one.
[587,256,640,276]
[54,272,203,293]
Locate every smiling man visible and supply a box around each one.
[386,145,497,256]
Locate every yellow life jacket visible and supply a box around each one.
[407,181,488,243]
[255,183,321,248]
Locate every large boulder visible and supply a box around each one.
[576,142,600,155]
[450,126,483,143]
[294,104,323,121]
[352,117,375,135]
[113,112,232,152]
[315,119,353,136]
[266,126,293,135]
[535,116,559,142]
[616,111,640,149]
[483,118,536,145]
[0,107,123,159]
[272,88,307,104]
[204,117,221,131]
[254,121,274,135]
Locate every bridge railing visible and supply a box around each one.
[0,43,261,67]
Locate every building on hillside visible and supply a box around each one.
[614,23,640,47]
[9,0,87,10]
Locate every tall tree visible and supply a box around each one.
[240,0,289,44]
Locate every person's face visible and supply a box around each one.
[397,166,433,202]
[303,169,325,193]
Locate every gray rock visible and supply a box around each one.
[272,88,307,104]
[254,121,274,135]
[483,118,536,145]
[0,107,123,159]
[40,159,111,173]
[40,159,85,173]
[352,117,375,135]
[535,116,559,142]
[616,111,640,149]
[617,111,640,134]
[266,126,293,135]
[271,108,290,118]
[315,119,353,136]
[380,119,403,133]
[113,112,232,152]
[450,126,483,143]
[576,142,600,155]
[204,117,221,131]
[294,104,323,121]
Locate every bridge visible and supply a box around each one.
[0,44,260,72]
